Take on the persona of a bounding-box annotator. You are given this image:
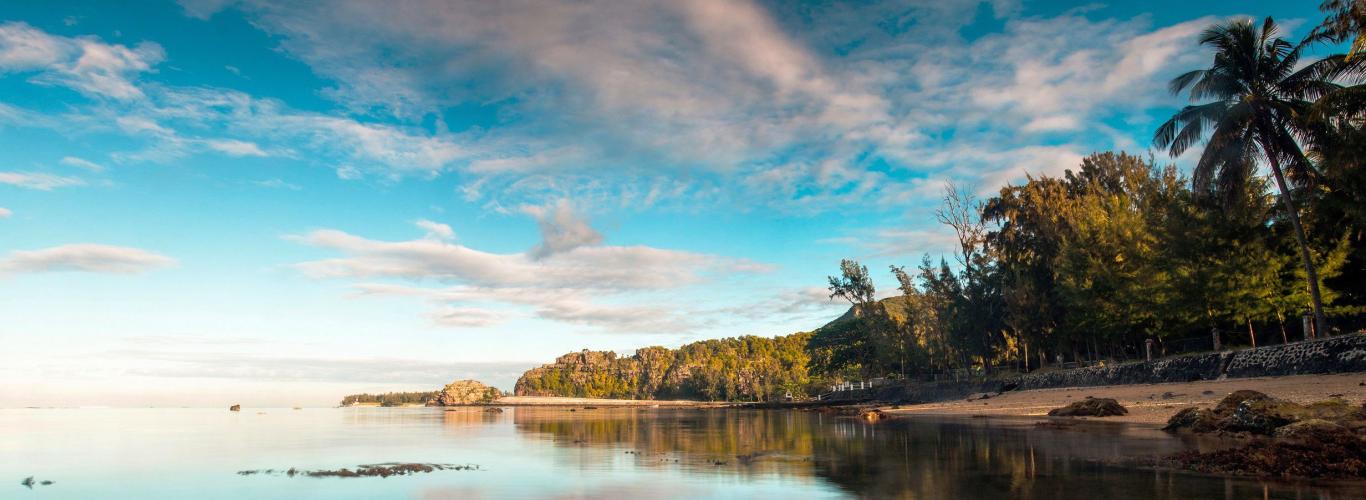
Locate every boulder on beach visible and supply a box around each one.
[1047,397,1128,417]
[229,404,241,412]
[1164,390,1366,435]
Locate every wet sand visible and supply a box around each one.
[882,372,1366,424]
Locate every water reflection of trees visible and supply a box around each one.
[509,408,1345,499]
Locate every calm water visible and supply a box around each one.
[4,407,1364,499]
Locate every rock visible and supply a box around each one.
[483,407,504,413]
[860,409,889,423]
[1164,390,1366,436]
[1274,419,1349,440]
[1164,407,1217,433]
[1225,397,1300,434]
[229,404,240,412]
[1047,397,1128,417]
[430,380,503,406]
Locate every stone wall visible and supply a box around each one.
[862,333,1366,404]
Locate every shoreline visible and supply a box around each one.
[879,372,1366,425]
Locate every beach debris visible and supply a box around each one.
[1047,397,1128,417]
[229,404,240,412]
[237,463,478,478]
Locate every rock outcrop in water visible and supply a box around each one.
[1161,391,1366,479]
[428,380,503,406]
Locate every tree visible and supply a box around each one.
[821,259,899,378]
[1154,17,1340,336]
[1312,0,1366,61]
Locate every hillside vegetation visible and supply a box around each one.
[515,333,818,401]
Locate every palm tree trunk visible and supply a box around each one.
[1264,152,1327,337]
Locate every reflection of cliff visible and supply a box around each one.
[441,408,506,427]
[512,408,818,471]
[510,408,1299,499]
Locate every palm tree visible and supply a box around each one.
[1154,17,1341,337]
[1312,0,1366,61]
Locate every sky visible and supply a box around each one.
[0,0,1328,407]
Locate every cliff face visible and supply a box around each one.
[513,333,815,401]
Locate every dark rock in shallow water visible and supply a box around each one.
[1164,427,1366,479]
[483,407,504,413]
[1047,397,1128,417]
[19,477,52,488]
[1160,390,1366,479]
[238,463,478,478]
[229,404,240,412]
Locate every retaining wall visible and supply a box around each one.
[862,333,1366,404]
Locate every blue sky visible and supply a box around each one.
[0,0,1327,407]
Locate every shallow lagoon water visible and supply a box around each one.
[4,407,1363,499]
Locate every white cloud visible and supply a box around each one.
[294,207,770,332]
[415,219,455,241]
[0,207,11,218]
[203,138,268,157]
[521,200,602,258]
[0,244,176,274]
[0,171,85,190]
[0,6,1218,214]
[252,178,301,190]
[60,156,105,172]
[429,306,502,327]
[0,21,163,100]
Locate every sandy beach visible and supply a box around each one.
[881,372,1366,425]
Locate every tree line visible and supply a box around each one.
[339,391,438,406]
[811,7,1366,380]
[515,333,818,401]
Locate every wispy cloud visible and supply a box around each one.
[0,243,176,275]
[294,205,772,333]
[3,5,1215,214]
[0,171,85,190]
[0,21,163,100]
[59,156,105,172]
